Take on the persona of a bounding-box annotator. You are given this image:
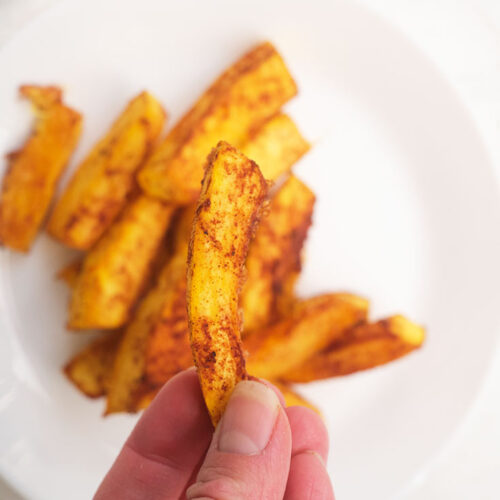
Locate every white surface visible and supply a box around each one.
[1,1,500,499]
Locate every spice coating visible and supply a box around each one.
[0,85,82,251]
[187,141,268,426]
[48,91,166,250]
[138,42,296,204]
[282,315,425,382]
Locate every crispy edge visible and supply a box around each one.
[63,330,123,398]
[187,141,268,426]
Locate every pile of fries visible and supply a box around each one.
[0,42,425,420]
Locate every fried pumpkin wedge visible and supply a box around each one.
[105,271,170,414]
[64,330,122,398]
[68,195,175,330]
[283,315,425,382]
[138,42,296,204]
[187,141,268,426]
[144,206,195,387]
[245,293,369,380]
[105,208,194,414]
[48,91,166,250]
[57,259,83,288]
[242,175,315,333]
[0,85,82,252]
[241,113,309,181]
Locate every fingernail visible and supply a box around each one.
[218,380,280,455]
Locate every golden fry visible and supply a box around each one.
[105,207,194,413]
[138,42,296,204]
[242,175,315,333]
[68,195,175,330]
[144,207,195,387]
[64,330,122,398]
[187,142,267,426]
[241,113,309,181]
[105,278,168,414]
[283,315,425,382]
[245,293,369,380]
[48,91,166,250]
[0,85,82,251]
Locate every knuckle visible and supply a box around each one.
[187,464,249,500]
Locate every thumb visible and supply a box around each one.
[186,380,292,500]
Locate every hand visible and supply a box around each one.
[95,369,335,499]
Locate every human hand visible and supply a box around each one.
[94,369,334,499]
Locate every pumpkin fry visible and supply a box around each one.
[138,42,296,204]
[48,91,166,250]
[187,141,267,425]
[105,207,194,413]
[283,315,425,382]
[245,294,369,380]
[0,85,82,251]
[242,175,315,333]
[68,195,175,330]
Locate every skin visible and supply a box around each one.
[95,369,334,500]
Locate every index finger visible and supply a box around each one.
[95,369,212,500]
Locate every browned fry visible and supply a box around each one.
[144,207,195,387]
[105,207,194,414]
[68,195,175,330]
[138,42,296,205]
[241,175,315,333]
[283,315,425,382]
[0,85,82,252]
[245,293,369,380]
[57,259,83,288]
[64,330,123,398]
[187,142,268,426]
[48,91,166,250]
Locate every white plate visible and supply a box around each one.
[1,1,500,499]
